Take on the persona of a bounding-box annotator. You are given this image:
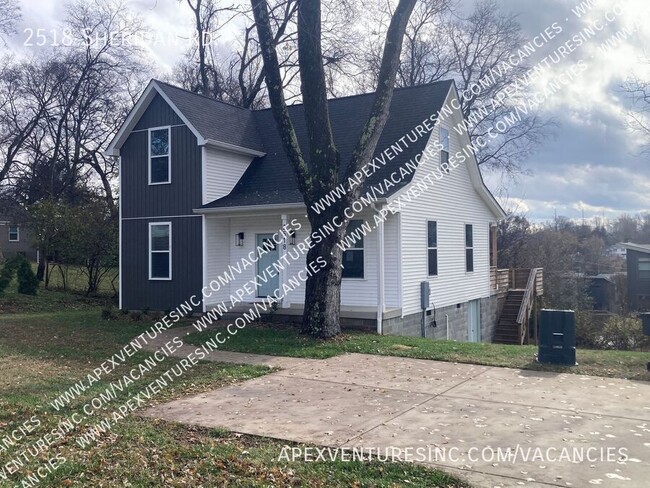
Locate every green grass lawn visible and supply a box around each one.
[0,280,109,314]
[35,263,118,296]
[0,300,466,486]
[186,323,650,382]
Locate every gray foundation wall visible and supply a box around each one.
[382,295,502,342]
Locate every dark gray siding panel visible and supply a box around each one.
[122,216,203,311]
[121,124,202,218]
[134,94,183,130]
[121,92,203,311]
[627,249,650,311]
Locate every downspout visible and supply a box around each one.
[372,204,385,335]
[280,214,288,309]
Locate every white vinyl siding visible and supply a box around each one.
[203,147,253,204]
[396,90,496,316]
[203,212,381,308]
[383,212,400,308]
[283,214,379,308]
[204,217,231,307]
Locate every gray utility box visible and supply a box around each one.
[538,309,576,366]
[641,313,650,336]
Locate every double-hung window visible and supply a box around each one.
[440,127,450,173]
[427,221,438,276]
[149,127,171,184]
[8,225,19,242]
[149,222,172,280]
[465,224,474,272]
[639,258,650,280]
[342,220,364,279]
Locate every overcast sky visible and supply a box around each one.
[6,0,650,223]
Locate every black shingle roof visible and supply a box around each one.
[156,80,264,152]
[185,80,454,209]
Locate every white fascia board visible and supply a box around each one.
[203,139,266,158]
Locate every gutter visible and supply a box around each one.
[194,202,305,215]
[203,138,266,158]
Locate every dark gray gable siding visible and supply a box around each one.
[121,94,203,311]
[133,94,183,130]
[121,125,202,218]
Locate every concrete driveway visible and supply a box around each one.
[143,352,650,488]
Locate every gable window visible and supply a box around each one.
[342,220,364,279]
[149,222,172,280]
[465,224,474,272]
[427,221,438,276]
[149,127,170,184]
[639,258,650,280]
[8,225,19,242]
[440,127,450,173]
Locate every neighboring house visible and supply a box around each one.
[107,79,506,342]
[586,273,621,313]
[0,208,38,261]
[623,243,650,312]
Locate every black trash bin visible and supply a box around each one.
[538,309,576,366]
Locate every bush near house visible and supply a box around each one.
[599,315,649,351]
[16,255,39,295]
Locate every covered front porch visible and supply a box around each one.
[199,205,401,332]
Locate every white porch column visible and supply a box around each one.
[376,209,385,334]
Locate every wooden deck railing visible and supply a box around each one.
[516,268,541,345]
[490,267,511,296]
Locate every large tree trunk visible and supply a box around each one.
[302,212,346,338]
[252,0,416,338]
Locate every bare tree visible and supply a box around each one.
[623,64,650,151]
[252,0,417,337]
[0,0,20,44]
[176,0,358,107]
[359,0,554,177]
[5,0,146,208]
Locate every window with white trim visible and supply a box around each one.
[342,220,364,279]
[149,223,171,280]
[639,258,650,280]
[149,127,170,184]
[427,221,438,276]
[465,224,474,272]
[439,127,450,173]
[8,225,19,242]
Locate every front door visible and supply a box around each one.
[256,234,280,298]
[468,299,481,342]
